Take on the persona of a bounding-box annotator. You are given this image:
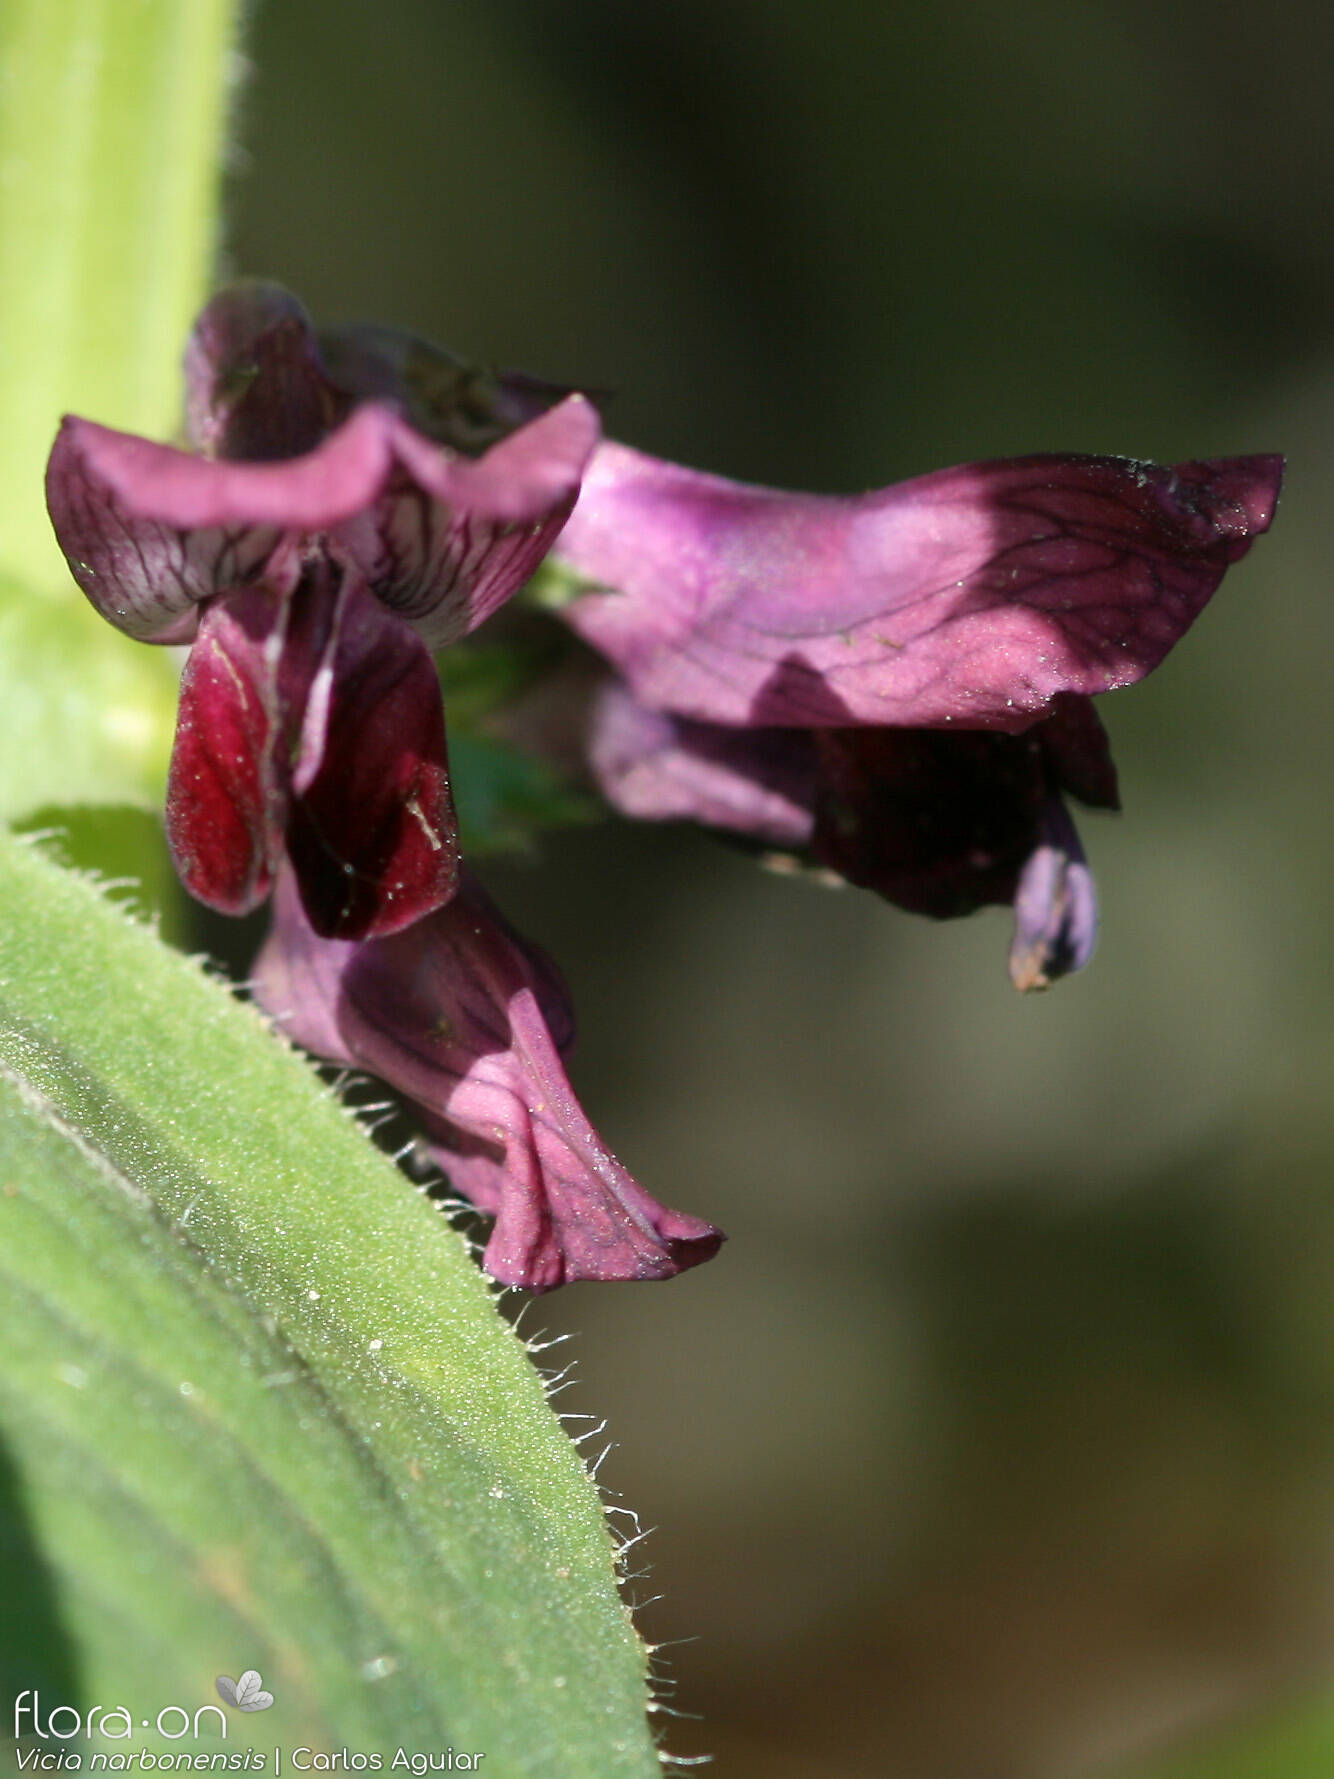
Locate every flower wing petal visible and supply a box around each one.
[587,677,818,844]
[557,444,1284,729]
[810,726,1049,918]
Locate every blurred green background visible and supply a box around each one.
[225,2,1334,1774]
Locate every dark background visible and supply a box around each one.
[228,4,1334,1774]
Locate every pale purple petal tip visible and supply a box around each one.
[557,443,1284,730]
[1008,800,1099,992]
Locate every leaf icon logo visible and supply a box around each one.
[216,1670,275,1712]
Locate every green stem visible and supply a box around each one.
[0,0,237,594]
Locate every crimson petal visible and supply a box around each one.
[165,587,313,916]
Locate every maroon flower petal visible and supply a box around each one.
[810,726,1051,918]
[166,567,457,935]
[251,871,724,1292]
[286,575,458,940]
[354,395,601,648]
[556,443,1284,729]
[1037,692,1120,811]
[587,677,817,844]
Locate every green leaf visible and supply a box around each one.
[0,832,659,1773]
[523,557,603,613]
[438,636,604,853]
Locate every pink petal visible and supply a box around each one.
[557,443,1283,729]
[587,677,817,845]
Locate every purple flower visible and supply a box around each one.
[552,441,1283,986]
[253,867,724,1291]
[45,283,599,938]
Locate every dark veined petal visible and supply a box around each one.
[46,417,281,643]
[47,384,595,648]
[555,443,1284,729]
[44,405,405,641]
[1008,799,1099,992]
[586,676,818,845]
[251,871,724,1292]
[351,395,600,648]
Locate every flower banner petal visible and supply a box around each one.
[360,396,601,648]
[557,444,1283,729]
[184,280,345,462]
[45,417,281,642]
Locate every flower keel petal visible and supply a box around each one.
[1009,800,1099,991]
